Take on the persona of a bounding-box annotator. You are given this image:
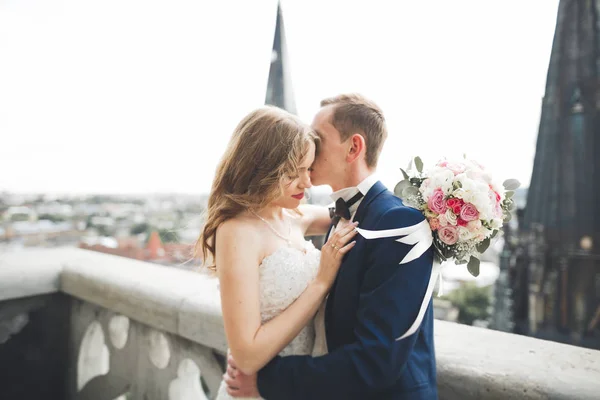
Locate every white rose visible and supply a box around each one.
[445,209,458,226]
[490,218,503,230]
[459,226,473,241]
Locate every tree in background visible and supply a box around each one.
[443,283,492,326]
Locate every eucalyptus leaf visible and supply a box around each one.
[503,179,521,191]
[503,212,512,223]
[490,230,498,239]
[402,186,419,199]
[456,259,468,265]
[394,180,411,197]
[508,201,517,211]
[505,191,515,199]
[414,156,424,173]
[400,168,410,180]
[476,237,491,253]
[467,257,480,277]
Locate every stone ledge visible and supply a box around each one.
[2,248,600,399]
[59,248,218,337]
[0,248,72,302]
[435,320,600,399]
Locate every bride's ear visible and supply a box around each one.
[346,133,366,163]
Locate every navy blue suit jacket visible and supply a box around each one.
[257,181,437,399]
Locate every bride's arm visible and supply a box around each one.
[298,204,331,236]
[216,219,336,375]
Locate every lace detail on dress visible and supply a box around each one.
[216,240,321,399]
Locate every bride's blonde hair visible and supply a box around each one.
[197,106,317,270]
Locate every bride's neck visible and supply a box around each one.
[253,205,285,222]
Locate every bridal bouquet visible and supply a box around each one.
[395,156,520,277]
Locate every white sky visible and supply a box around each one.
[0,0,559,195]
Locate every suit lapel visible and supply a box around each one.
[352,180,387,225]
[324,181,388,347]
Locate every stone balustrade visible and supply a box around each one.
[1,248,599,399]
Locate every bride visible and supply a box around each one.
[197,106,358,400]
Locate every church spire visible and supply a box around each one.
[265,2,297,114]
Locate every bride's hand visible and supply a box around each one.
[315,221,358,289]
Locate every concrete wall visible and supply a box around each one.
[0,294,70,399]
[1,248,599,399]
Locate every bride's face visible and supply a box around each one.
[272,141,315,209]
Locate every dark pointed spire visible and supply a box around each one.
[265,2,296,114]
[524,0,600,250]
[509,0,600,350]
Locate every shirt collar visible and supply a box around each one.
[330,174,378,203]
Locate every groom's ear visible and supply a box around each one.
[346,133,366,163]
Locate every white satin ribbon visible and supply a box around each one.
[356,220,442,341]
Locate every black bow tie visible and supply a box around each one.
[329,192,364,224]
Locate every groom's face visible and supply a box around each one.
[310,105,347,190]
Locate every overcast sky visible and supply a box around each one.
[0,0,560,195]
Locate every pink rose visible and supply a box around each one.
[427,189,447,214]
[460,203,479,221]
[494,203,503,218]
[437,160,448,167]
[488,187,501,203]
[438,225,459,245]
[429,218,440,231]
[457,218,468,227]
[447,198,464,208]
[447,198,464,214]
[447,162,466,175]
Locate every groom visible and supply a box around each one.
[225,93,437,399]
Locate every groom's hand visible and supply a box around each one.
[225,353,259,398]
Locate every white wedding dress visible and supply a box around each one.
[215,240,323,400]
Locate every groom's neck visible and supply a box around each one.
[332,167,375,192]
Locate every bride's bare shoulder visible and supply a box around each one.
[215,215,262,248]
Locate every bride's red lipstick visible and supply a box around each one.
[292,193,304,200]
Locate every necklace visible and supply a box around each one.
[251,210,292,246]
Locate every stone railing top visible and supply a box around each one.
[2,248,600,398]
[0,248,227,352]
[0,248,70,301]
[435,320,600,400]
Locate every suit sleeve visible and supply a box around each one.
[256,206,434,399]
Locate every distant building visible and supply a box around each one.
[79,230,197,267]
[504,0,600,350]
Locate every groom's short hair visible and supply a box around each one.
[320,93,387,168]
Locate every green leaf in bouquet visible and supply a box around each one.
[508,200,516,211]
[453,181,463,189]
[503,212,512,223]
[490,229,499,239]
[505,190,515,199]
[467,256,480,277]
[503,179,521,191]
[400,168,410,180]
[455,259,468,265]
[394,180,411,197]
[402,186,419,199]
[414,156,424,173]
[476,237,491,253]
